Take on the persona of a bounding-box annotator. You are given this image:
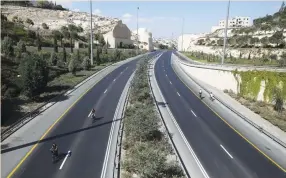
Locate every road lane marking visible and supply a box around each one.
[6,68,111,178]
[113,79,116,82]
[166,74,168,77]
[88,111,92,117]
[59,150,71,170]
[171,58,286,172]
[177,92,181,97]
[120,72,123,74]
[104,89,108,94]
[220,145,233,159]
[191,110,197,117]
[170,81,172,85]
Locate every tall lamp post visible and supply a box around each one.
[181,18,184,52]
[90,0,94,65]
[222,0,230,65]
[137,7,139,54]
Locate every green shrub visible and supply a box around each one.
[1,36,14,57]
[82,56,91,70]
[273,87,284,112]
[18,53,49,98]
[50,52,58,66]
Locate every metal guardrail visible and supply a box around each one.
[173,52,286,149]
[175,51,286,72]
[1,55,146,142]
[112,52,158,178]
[147,53,191,178]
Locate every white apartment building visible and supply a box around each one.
[211,16,251,32]
[131,28,154,51]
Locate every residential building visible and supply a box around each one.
[132,28,154,51]
[103,20,133,48]
[211,16,251,32]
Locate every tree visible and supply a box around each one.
[50,52,57,66]
[260,24,271,34]
[272,87,284,112]
[269,31,284,47]
[1,14,8,21]
[52,30,64,47]
[19,53,49,98]
[42,23,49,29]
[16,40,26,58]
[96,46,102,65]
[249,37,259,47]
[68,24,79,53]
[61,26,70,47]
[63,46,67,62]
[269,54,277,61]
[82,56,91,70]
[279,52,286,67]
[68,56,76,75]
[260,37,269,47]
[27,30,36,39]
[217,39,223,46]
[25,18,34,27]
[99,34,106,46]
[114,48,121,61]
[36,31,42,51]
[197,39,205,45]
[1,36,14,57]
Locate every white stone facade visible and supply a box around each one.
[103,20,133,48]
[211,16,251,32]
[132,28,154,51]
[177,33,207,51]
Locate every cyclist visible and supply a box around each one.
[50,143,58,160]
[91,108,96,118]
[199,89,202,98]
[210,92,214,101]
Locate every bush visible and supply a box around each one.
[68,55,76,75]
[16,40,26,58]
[1,36,14,57]
[18,53,49,98]
[82,56,91,70]
[273,87,284,112]
[42,23,49,30]
[50,52,58,66]
[4,87,19,98]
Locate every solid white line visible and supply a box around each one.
[170,81,172,85]
[59,150,71,170]
[220,145,233,159]
[177,92,181,97]
[191,110,197,117]
[88,111,92,117]
[104,89,107,94]
[166,74,167,77]
[152,56,210,178]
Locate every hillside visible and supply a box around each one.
[183,7,286,66]
[1,5,119,35]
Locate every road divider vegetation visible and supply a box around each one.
[121,55,184,178]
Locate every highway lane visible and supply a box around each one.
[155,51,286,178]
[6,58,140,178]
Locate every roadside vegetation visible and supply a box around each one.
[121,56,184,178]
[183,51,283,66]
[1,12,144,129]
[225,89,286,132]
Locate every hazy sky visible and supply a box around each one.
[58,1,283,38]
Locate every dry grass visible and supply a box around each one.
[229,92,286,132]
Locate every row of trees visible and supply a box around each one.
[1,0,67,11]
[197,31,285,48]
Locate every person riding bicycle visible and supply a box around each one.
[50,143,58,157]
[199,89,202,98]
[91,108,96,118]
[210,92,214,100]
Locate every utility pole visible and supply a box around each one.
[137,7,139,54]
[222,0,230,65]
[181,18,184,52]
[90,0,94,65]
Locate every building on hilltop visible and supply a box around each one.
[102,20,133,48]
[211,16,251,33]
[131,28,154,51]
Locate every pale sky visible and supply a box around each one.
[57,1,283,38]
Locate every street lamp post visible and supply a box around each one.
[181,18,184,52]
[90,0,94,65]
[222,0,230,65]
[137,7,139,55]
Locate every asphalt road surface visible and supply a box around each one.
[155,51,286,178]
[6,58,140,178]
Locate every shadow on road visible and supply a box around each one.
[1,118,122,154]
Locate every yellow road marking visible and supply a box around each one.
[171,61,286,173]
[7,77,103,178]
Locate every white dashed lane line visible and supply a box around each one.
[220,144,233,159]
